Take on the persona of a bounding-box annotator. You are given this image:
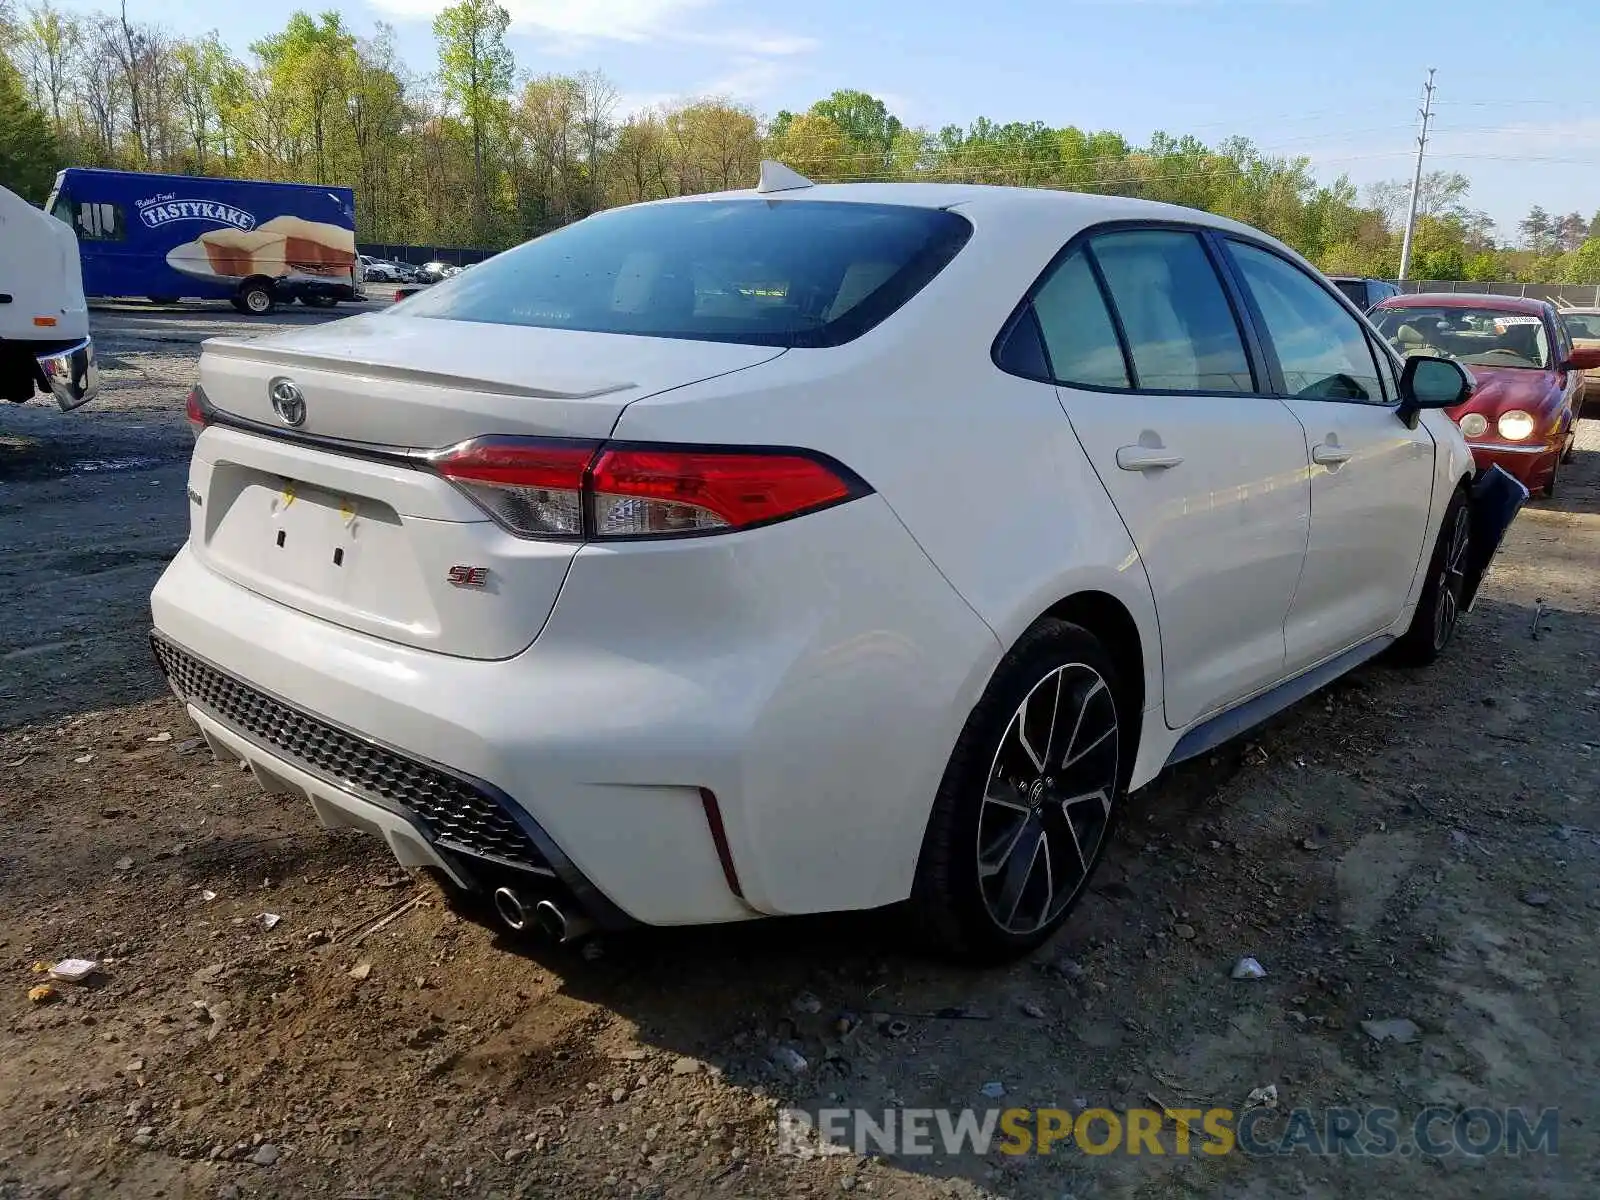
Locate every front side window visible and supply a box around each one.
[1228,241,1383,402]
[1552,313,1573,363]
[1089,230,1254,393]
[1371,305,1552,371]
[395,200,973,348]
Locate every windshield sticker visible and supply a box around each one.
[1492,315,1543,328]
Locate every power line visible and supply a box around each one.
[770,125,1436,176]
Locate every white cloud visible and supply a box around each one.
[700,56,792,102]
[368,0,816,60]
[682,30,819,55]
[613,90,681,117]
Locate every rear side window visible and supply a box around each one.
[1229,241,1383,403]
[1090,230,1255,392]
[1030,248,1129,388]
[395,200,973,348]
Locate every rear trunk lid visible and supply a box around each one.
[190,313,784,659]
[198,311,783,443]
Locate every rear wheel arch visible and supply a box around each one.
[1038,590,1146,748]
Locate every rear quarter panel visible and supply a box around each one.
[609,204,1165,794]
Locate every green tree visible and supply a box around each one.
[806,88,901,176]
[1519,206,1552,252]
[1463,252,1501,282]
[1558,240,1600,285]
[17,3,81,136]
[433,0,512,240]
[766,112,847,180]
[252,12,357,184]
[1417,247,1465,281]
[0,49,58,199]
[172,33,230,172]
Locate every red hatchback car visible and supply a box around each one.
[1371,293,1600,495]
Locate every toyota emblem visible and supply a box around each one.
[269,377,306,427]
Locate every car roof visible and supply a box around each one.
[1376,292,1550,316]
[1560,306,1600,315]
[648,180,1289,245]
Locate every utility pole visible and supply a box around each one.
[1397,68,1437,282]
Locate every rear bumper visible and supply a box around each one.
[151,631,634,928]
[149,492,998,927]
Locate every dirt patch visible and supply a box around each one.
[1,322,1597,1198]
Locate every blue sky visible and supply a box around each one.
[55,0,1600,238]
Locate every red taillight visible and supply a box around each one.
[185,386,210,436]
[590,446,856,537]
[430,438,866,541]
[432,438,597,539]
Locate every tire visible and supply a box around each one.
[908,619,1130,962]
[1394,487,1471,666]
[238,280,275,315]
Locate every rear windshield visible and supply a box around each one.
[1331,279,1368,307]
[393,199,974,348]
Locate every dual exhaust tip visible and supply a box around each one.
[492,886,594,944]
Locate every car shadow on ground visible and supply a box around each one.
[1546,445,1600,516]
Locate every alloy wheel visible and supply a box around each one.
[976,663,1119,935]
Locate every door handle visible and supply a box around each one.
[1311,443,1352,466]
[1116,446,1184,472]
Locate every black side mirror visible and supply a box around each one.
[1397,354,1473,429]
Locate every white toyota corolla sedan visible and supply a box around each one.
[151,163,1518,960]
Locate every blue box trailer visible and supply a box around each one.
[44,168,362,315]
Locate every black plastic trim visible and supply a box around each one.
[149,629,636,930]
[1164,636,1393,768]
[193,386,427,469]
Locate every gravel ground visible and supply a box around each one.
[2,309,1598,1199]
